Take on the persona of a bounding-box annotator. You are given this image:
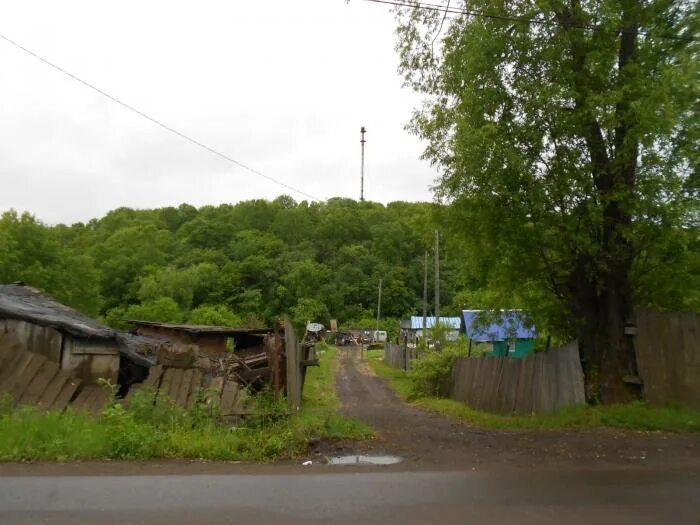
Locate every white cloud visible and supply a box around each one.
[0,0,437,224]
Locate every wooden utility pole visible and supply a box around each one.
[422,250,428,342]
[435,230,440,320]
[376,278,382,333]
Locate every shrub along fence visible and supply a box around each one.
[449,342,585,414]
[635,310,700,410]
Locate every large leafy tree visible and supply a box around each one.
[396,0,698,402]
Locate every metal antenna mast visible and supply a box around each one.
[360,126,366,201]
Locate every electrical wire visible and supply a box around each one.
[361,0,698,42]
[0,32,322,202]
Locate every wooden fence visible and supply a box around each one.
[384,342,405,369]
[384,342,419,370]
[449,342,585,414]
[635,310,700,410]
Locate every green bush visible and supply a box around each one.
[408,343,471,398]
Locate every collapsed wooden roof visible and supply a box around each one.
[0,283,154,367]
[0,283,114,339]
[128,320,270,336]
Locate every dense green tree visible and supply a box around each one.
[396,0,698,402]
[188,304,242,327]
[0,198,470,334]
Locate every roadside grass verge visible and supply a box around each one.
[295,343,373,441]
[365,348,385,360]
[368,357,700,433]
[0,346,371,462]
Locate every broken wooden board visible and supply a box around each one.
[37,370,71,410]
[157,345,198,368]
[71,385,110,414]
[185,369,203,409]
[51,377,81,411]
[0,351,36,398]
[9,353,47,401]
[143,364,164,389]
[220,380,239,416]
[0,343,22,371]
[0,350,32,391]
[19,360,60,405]
[176,368,194,407]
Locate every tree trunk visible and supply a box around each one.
[565,0,643,404]
[573,259,641,404]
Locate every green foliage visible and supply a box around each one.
[396,1,699,399]
[290,297,330,333]
[105,297,184,329]
[341,317,402,342]
[188,304,242,327]
[0,198,464,329]
[406,343,471,398]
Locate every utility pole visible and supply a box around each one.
[435,230,440,320]
[376,279,382,333]
[422,250,428,342]
[360,126,366,202]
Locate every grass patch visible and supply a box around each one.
[0,346,371,462]
[296,343,373,440]
[368,357,700,433]
[365,348,385,360]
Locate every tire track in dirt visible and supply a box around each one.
[335,346,700,471]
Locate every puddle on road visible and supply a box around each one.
[328,455,403,466]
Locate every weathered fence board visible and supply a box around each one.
[635,310,700,409]
[19,360,59,405]
[384,342,405,370]
[285,320,302,411]
[449,342,584,414]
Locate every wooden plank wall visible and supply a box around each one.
[635,310,700,410]
[0,346,84,412]
[285,320,302,412]
[384,342,405,369]
[449,342,585,414]
[0,345,251,416]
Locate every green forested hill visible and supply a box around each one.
[3,195,696,340]
[0,197,465,330]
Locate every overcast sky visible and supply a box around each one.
[0,0,438,225]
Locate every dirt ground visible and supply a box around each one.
[329,346,700,470]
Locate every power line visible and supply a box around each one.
[361,0,697,42]
[0,32,321,202]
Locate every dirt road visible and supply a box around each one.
[334,346,700,470]
[2,346,699,524]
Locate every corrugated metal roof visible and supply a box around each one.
[462,310,537,342]
[409,316,462,330]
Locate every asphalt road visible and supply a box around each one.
[1,466,699,524]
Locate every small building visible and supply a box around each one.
[0,283,151,386]
[129,320,271,356]
[402,316,462,345]
[462,309,537,357]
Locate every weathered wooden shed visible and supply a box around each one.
[0,283,151,385]
[129,320,270,356]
